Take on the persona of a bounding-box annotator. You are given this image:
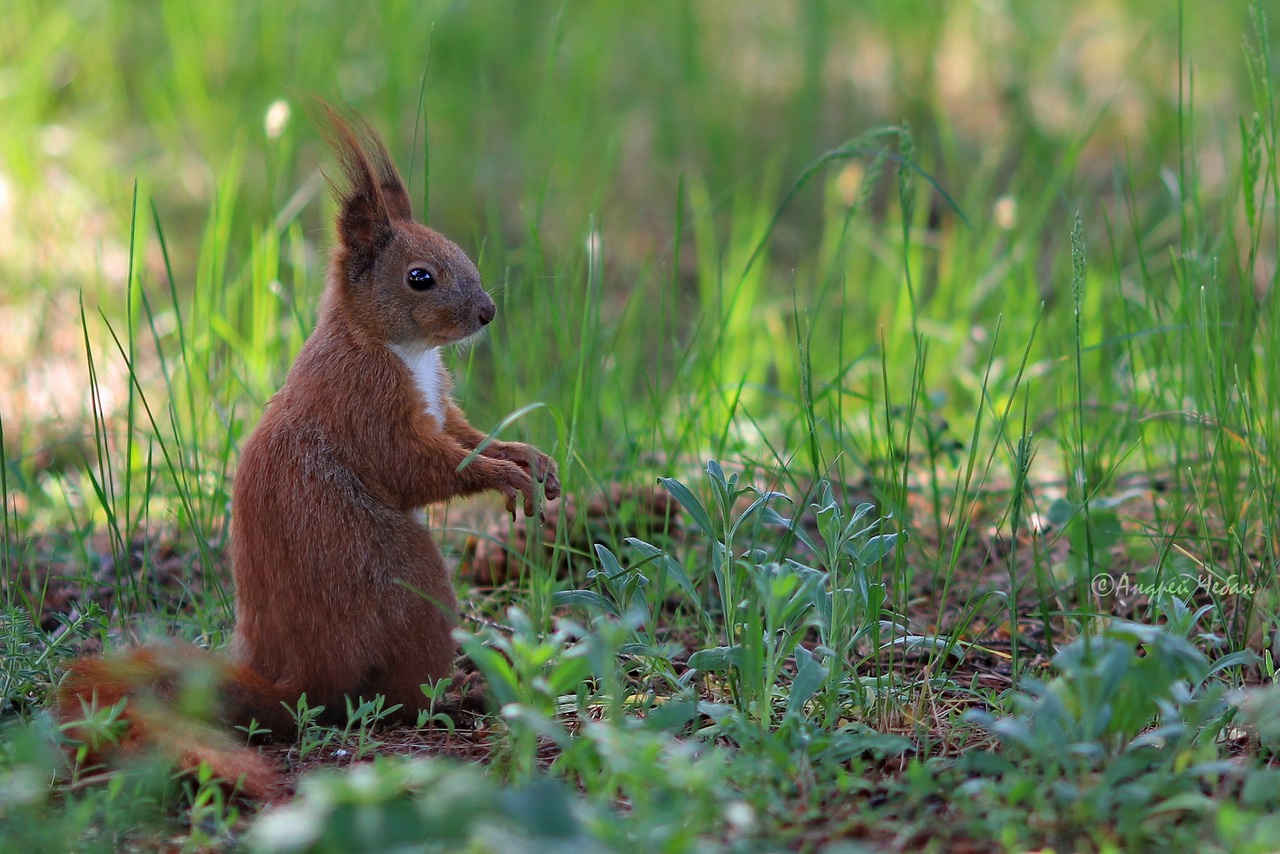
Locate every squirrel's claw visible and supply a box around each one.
[504,491,518,521]
[534,453,561,502]
[542,468,562,502]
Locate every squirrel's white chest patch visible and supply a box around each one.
[389,343,447,428]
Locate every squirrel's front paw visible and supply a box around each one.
[495,461,537,520]
[489,443,560,503]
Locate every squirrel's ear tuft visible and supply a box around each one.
[359,122,414,223]
[310,99,413,275]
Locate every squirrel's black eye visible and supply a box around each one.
[406,267,435,291]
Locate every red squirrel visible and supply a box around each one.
[56,104,559,798]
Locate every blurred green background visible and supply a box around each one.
[1,0,1275,549]
[3,2,1261,272]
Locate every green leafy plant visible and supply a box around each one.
[288,694,336,762]
[458,608,593,781]
[962,618,1259,849]
[247,758,597,853]
[338,695,403,762]
[665,464,902,728]
[415,677,456,732]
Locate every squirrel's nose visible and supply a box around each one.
[477,298,496,326]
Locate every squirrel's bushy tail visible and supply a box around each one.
[56,643,299,801]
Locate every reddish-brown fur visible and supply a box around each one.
[56,645,287,800]
[56,103,559,797]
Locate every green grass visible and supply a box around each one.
[3,0,1280,850]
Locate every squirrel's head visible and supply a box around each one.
[316,103,494,348]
